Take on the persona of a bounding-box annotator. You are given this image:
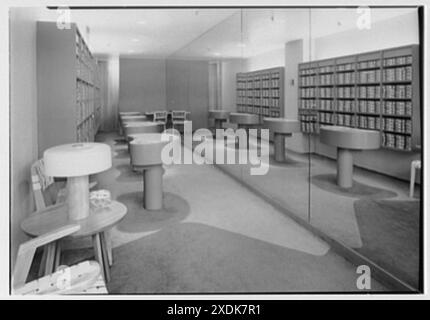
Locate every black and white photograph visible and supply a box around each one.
[3,0,429,304]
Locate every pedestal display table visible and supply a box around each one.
[119,112,141,116]
[263,118,300,162]
[129,133,180,210]
[123,121,165,137]
[228,113,260,149]
[319,126,381,188]
[118,112,142,129]
[229,112,260,128]
[21,201,127,282]
[120,115,148,122]
[144,112,155,120]
[119,115,147,135]
[209,110,231,130]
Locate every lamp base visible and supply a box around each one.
[67,175,90,220]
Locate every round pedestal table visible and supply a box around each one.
[228,112,260,149]
[209,110,231,130]
[319,126,381,188]
[129,133,180,210]
[263,118,301,162]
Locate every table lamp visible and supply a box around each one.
[44,143,112,220]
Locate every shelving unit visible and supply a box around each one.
[297,45,420,151]
[236,67,284,119]
[37,21,102,155]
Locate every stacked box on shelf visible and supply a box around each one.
[317,60,336,129]
[380,46,417,151]
[37,21,102,155]
[236,67,284,119]
[298,62,318,133]
[297,44,420,151]
[75,27,99,143]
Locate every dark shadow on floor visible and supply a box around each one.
[114,138,127,145]
[115,163,142,183]
[311,174,397,199]
[116,192,190,233]
[114,149,129,159]
[354,199,420,288]
[267,156,310,168]
[107,222,388,294]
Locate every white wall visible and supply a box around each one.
[313,11,419,60]
[166,59,209,130]
[244,46,285,71]
[119,58,166,113]
[221,59,243,112]
[98,58,120,132]
[10,8,44,268]
[106,57,120,131]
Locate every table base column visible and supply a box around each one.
[274,133,286,162]
[143,165,164,210]
[337,148,354,188]
[67,175,90,221]
[214,119,224,130]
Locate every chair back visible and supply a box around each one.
[13,224,107,295]
[13,224,80,290]
[153,111,167,122]
[172,110,187,121]
[31,159,56,210]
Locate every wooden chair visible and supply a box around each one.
[153,111,168,130]
[171,110,188,133]
[13,224,108,295]
[30,159,110,277]
[31,159,67,210]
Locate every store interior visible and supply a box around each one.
[10,7,422,294]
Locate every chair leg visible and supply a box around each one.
[104,230,113,266]
[54,241,62,271]
[38,246,48,277]
[410,163,416,198]
[100,233,111,282]
[93,233,110,282]
[44,241,57,275]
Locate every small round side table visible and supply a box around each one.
[21,201,127,282]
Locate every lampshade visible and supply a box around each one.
[44,142,112,177]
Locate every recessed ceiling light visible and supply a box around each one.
[132,38,140,42]
[136,20,146,25]
[213,52,221,56]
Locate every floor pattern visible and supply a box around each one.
[57,131,386,293]
[210,142,420,289]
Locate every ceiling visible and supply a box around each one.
[45,7,417,60]
[172,8,418,59]
[68,8,238,58]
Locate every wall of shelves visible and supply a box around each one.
[37,21,102,155]
[298,45,420,152]
[236,67,284,118]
